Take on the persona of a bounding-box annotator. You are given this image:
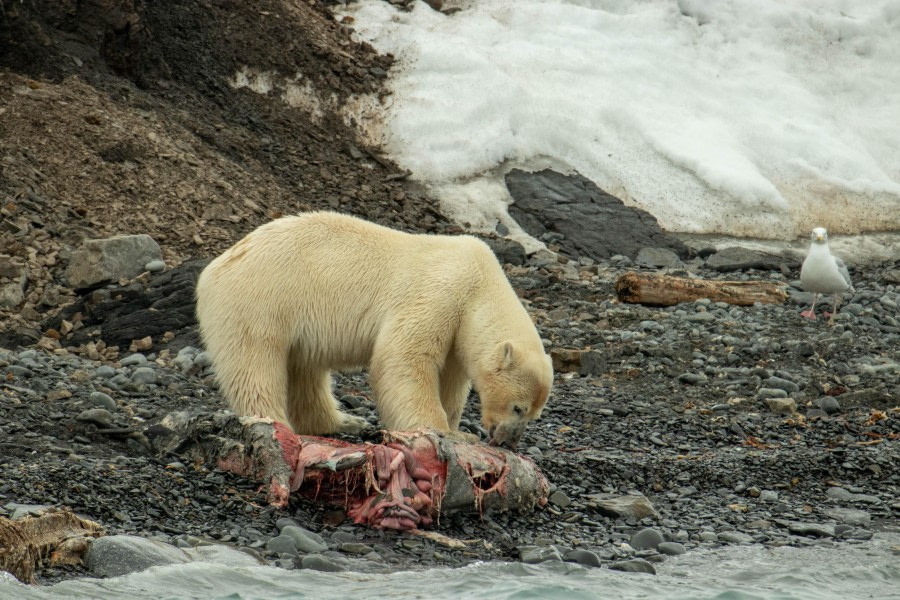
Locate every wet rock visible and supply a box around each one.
[0,270,27,309]
[505,169,689,261]
[76,408,114,428]
[657,542,686,556]
[85,535,190,578]
[765,398,796,415]
[816,396,841,414]
[718,531,754,544]
[787,522,835,538]
[266,535,299,556]
[299,554,345,572]
[630,528,664,550]
[65,234,162,289]
[481,236,527,266]
[281,525,328,553]
[609,558,656,575]
[565,549,602,568]
[548,490,571,508]
[823,508,870,527]
[519,545,563,564]
[579,350,607,377]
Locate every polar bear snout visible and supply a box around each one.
[487,420,528,450]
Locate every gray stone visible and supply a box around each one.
[340,542,373,555]
[94,365,117,379]
[120,353,148,367]
[131,367,157,385]
[266,535,299,556]
[759,490,779,503]
[519,545,563,564]
[193,351,213,369]
[609,559,656,575]
[764,376,800,394]
[565,549,602,568]
[826,487,853,501]
[0,272,27,309]
[816,396,841,414]
[759,387,788,399]
[66,234,163,289]
[823,508,870,526]
[657,542,686,556]
[788,522,835,538]
[144,259,166,273]
[588,493,659,521]
[0,255,24,279]
[300,554,345,572]
[280,525,328,554]
[89,391,117,411]
[630,528,664,550]
[76,408,114,428]
[482,236,527,266]
[636,247,683,269]
[85,535,190,578]
[705,247,796,272]
[765,397,796,415]
[718,531,754,544]
[505,169,689,261]
[678,373,707,385]
[549,490,571,508]
[698,531,719,542]
[5,503,52,520]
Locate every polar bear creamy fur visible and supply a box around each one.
[195,212,553,449]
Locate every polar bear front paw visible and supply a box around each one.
[336,413,370,435]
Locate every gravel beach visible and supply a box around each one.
[1,0,897,585]
[2,253,898,582]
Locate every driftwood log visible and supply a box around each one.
[144,411,549,531]
[0,509,104,583]
[615,272,787,307]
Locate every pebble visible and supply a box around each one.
[565,549,602,568]
[89,391,117,411]
[280,525,328,553]
[120,353,148,367]
[299,554,345,572]
[609,559,656,575]
[131,367,157,385]
[519,546,563,564]
[657,542,686,556]
[266,535,299,556]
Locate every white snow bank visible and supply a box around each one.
[339,0,900,239]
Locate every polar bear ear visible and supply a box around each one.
[497,341,516,369]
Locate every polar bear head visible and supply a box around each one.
[477,341,553,450]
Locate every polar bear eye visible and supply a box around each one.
[513,405,524,416]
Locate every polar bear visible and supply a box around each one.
[195,212,553,449]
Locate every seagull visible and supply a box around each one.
[800,227,853,323]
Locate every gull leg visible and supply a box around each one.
[800,293,818,320]
[827,294,842,325]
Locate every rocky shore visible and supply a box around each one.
[2,246,898,582]
[1,0,898,587]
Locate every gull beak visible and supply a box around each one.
[816,234,824,241]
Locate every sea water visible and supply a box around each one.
[4,532,898,600]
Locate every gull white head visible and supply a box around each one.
[811,227,828,244]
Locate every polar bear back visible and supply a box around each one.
[196,212,510,370]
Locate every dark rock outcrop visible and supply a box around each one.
[505,169,690,261]
[45,260,208,353]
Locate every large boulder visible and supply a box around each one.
[65,234,163,289]
[505,169,689,261]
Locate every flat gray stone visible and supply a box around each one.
[658,542,686,556]
[85,535,190,578]
[565,549,602,568]
[788,522,835,538]
[823,508,871,526]
[765,397,796,415]
[636,247,683,269]
[266,535,299,556]
[705,247,796,272]
[609,559,656,575]
[718,531,754,544]
[66,234,162,289]
[587,493,660,521]
[300,554,345,572]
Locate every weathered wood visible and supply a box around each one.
[615,272,787,307]
[0,509,104,583]
[144,411,549,531]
